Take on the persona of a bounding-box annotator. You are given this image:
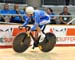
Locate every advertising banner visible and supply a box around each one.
[0,24,75,48]
[44,25,75,46]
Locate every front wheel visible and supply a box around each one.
[13,32,31,53]
[38,33,56,52]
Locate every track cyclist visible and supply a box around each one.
[22,6,51,48]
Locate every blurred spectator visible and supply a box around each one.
[46,8,56,24]
[20,6,26,14]
[20,6,27,23]
[10,4,24,23]
[59,6,72,24]
[65,0,70,5]
[0,4,11,22]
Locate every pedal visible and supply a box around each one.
[32,41,39,49]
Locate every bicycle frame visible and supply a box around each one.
[19,25,46,43]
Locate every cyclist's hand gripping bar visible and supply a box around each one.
[18,26,31,31]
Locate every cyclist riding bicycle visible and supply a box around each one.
[22,6,51,48]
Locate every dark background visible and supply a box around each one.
[0,0,26,4]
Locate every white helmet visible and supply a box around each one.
[26,6,34,14]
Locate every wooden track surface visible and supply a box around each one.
[0,47,75,60]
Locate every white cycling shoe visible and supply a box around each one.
[39,33,45,43]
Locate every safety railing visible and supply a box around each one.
[0,14,75,25]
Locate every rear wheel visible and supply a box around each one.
[13,32,31,53]
[38,33,56,52]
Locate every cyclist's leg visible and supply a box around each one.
[36,25,45,43]
[37,19,50,42]
[38,16,50,38]
[31,25,39,48]
[31,25,45,39]
[31,25,45,48]
[38,16,50,42]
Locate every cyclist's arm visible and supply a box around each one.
[23,17,30,26]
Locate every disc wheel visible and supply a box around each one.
[13,32,31,53]
[38,33,56,52]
